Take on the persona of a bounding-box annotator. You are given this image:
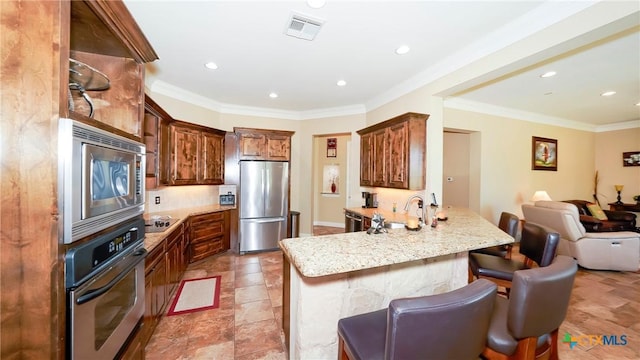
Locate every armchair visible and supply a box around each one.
[522,201,640,271]
[563,199,637,232]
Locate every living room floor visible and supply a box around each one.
[145,226,640,360]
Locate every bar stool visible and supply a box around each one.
[469,222,559,295]
[482,255,578,360]
[337,279,497,360]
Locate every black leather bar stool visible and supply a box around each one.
[337,279,497,360]
[468,222,559,295]
[482,255,578,360]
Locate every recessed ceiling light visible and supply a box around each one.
[204,62,218,70]
[307,0,326,9]
[337,80,347,87]
[635,102,640,106]
[540,71,556,78]
[395,45,410,55]
[269,92,278,99]
[601,91,616,97]
[544,92,553,96]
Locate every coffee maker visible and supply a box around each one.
[362,192,377,208]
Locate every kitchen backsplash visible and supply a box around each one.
[145,184,237,213]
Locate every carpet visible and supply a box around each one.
[167,275,221,316]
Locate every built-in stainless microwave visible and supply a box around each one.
[59,118,145,244]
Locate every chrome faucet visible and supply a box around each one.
[403,194,426,225]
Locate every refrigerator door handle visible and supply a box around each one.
[244,217,286,224]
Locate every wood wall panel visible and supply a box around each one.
[0,1,65,358]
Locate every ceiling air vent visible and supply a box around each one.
[285,12,325,41]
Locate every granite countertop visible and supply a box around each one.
[279,207,513,278]
[144,204,235,252]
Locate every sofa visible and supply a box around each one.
[522,201,640,271]
[563,199,637,232]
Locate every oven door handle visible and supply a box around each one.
[76,248,147,305]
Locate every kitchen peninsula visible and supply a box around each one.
[279,207,514,360]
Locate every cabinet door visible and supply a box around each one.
[143,112,160,189]
[170,124,200,185]
[266,134,290,161]
[360,133,373,187]
[371,129,387,187]
[386,121,409,189]
[239,133,266,160]
[201,132,225,184]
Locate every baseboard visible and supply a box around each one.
[313,221,343,228]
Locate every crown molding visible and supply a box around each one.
[444,98,598,132]
[150,80,366,120]
[595,119,640,132]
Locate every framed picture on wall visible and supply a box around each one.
[622,151,640,166]
[532,136,557,171]
[327,138,337,157]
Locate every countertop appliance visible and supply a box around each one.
[239,161,289,253]
[344,210,363,232]
[362,191,377,208]
[219,192,236,205]
[65,216,147,359]
[58,118,145,244]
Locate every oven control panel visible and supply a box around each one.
[65,216,145,289]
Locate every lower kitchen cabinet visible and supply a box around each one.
[189,211,230,262]
[142,241,167,348]
[165,223,185,295]
[363,216,372,230]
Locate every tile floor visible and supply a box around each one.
[146,226,640,359]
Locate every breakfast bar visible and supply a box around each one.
[279,207,514,360]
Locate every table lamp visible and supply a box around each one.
[614,185,624,204]
[531,190,552,202]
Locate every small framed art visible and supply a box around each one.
[327,138,337,157]
[532,136,557,171]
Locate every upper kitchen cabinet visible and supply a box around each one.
[168,120,226,185]
[143,94,172,189]
[357,112,429,190]
[235,128,295,161]
[68,1,158,138]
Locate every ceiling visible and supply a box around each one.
[123,1,640,129]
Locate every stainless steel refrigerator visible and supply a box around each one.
[239,161,289,253]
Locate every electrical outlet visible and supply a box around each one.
[155,196,160,205]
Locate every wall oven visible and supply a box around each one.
[59,118,145,244]
[65,216,147,359]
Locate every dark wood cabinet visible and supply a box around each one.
[165,223,184,295]
[143,95,172,189]
[363,216,372,230]
[189,211,230,262]
[1,1,157,357]
[202,131,225,183]
[357,112,428,190]
[360,133,373,187]
[235,127,294,161]
[143,241,167,347]
[168,120,226,185]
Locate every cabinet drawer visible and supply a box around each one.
[191,221,224,242]
[190,237,224,261]
[145,244,166,273]
[191,212,225,224]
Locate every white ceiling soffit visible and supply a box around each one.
[285,12,325,41]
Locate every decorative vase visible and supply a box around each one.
[331,181,336,193]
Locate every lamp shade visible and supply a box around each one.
[531,190,552,202]
[614,184,624,192]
